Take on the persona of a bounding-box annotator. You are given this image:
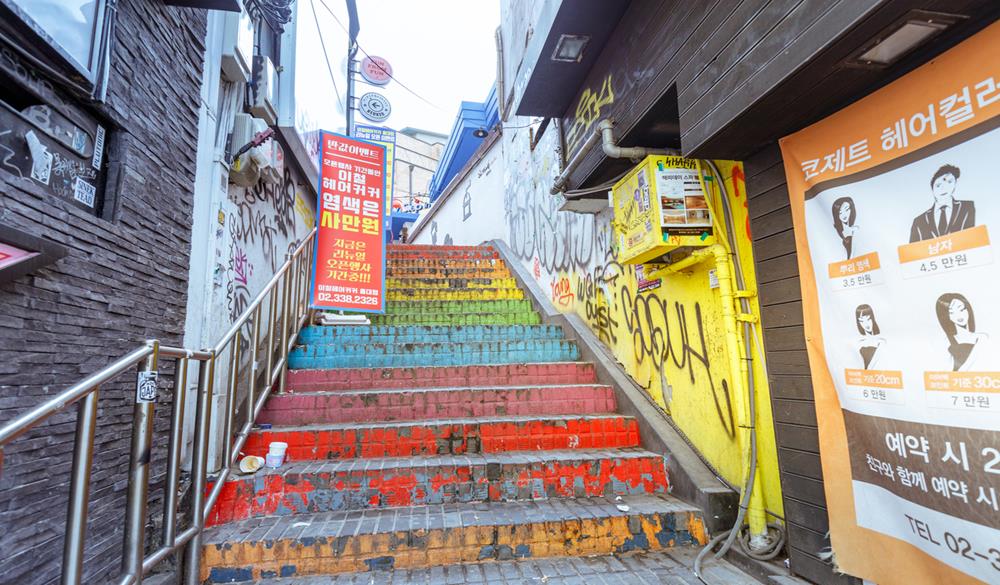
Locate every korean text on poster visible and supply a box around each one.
[311,131,386,312]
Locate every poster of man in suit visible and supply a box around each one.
[909,164,975,242]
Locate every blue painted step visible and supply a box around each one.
[297,325,565,344]
[288,339,580,369]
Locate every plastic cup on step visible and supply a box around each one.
[265,441,288,468]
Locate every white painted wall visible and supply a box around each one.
[409,138,505,246]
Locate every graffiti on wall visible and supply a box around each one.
[563,74,615,155]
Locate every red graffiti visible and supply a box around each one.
[533,257,541,279]
[730,165,751,240]
[550,276,575,308]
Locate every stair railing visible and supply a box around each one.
[0,228,317,585]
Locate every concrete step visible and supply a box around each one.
[385,277,520,289]
[296,325,566,345]
[199,494,707,583]
[386,288,525,301]
[387,245,500,261]
[258,384,616,426]
[213,550,760,585]
[286,362,598,393]
[387,259,504,271]
[381,299,533,314]
[207,448,669,525]
[287,340,580,369]
[385,260,512,280]
[368,312,541,326]
[242,414,641,461]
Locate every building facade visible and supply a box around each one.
[0,2,208,583]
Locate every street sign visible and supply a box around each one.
[359,55,392,85]
[359,92,391,123]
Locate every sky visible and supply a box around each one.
[353,0,501,136]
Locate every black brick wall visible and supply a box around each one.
[0,3,206,583]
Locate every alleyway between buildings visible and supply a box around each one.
[197,244,757,584]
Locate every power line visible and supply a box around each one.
[308,0,344,106]
[317,0,444,111]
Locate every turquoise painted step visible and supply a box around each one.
[287,340,580,369]
[381,299,534,314]
[368,312,542,326]
[297,325,565,344]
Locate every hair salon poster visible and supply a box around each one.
[779,22,1000,585]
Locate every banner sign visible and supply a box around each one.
[354,124,396,216]
[779,22,1000,585]
[311,131,386,312]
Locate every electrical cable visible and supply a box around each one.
[308,0,344,106]
[317,0,443,111]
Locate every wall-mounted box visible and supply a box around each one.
[611,155,714,264]
[221,7,253,82]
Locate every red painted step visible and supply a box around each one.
[206,449,669,526]
[257,385,617,426]
[286,362,597,393]
[243,414,640,461]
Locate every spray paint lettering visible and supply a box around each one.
[550,276,575,308]
[564,74,615,155]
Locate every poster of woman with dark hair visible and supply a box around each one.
[935,293,990,371]
[832,196,859,259]
[855,304,885,369]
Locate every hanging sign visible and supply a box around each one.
[359,55,392,86]
[779,21,1000,585]
[311,131,386,312]
[353,124,396,216]
[359,92,391,123]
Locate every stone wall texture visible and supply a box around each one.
[0,2,207,583]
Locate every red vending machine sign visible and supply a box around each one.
[311,131,386,312]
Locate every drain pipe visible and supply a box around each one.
[550,119,677,195]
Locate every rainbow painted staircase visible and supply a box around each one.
[198,244,715,583]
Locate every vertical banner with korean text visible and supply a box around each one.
[311,131,386,312]
[353,124,396,216]
[779,22,1000,585]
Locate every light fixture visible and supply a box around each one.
[472,128,488,138]
[848,10,965,68]
[551,34,591,63]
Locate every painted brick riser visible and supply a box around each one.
[286,362,597,393]
[205,452,669,525]
[288,340,580,370]
[241,416,641,461]
[200,505,706,583]
[257,385,616,426]
[386,288,525,301]
[296,324,565,344]
[385,277,520,289]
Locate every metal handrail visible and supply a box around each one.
[0,227,318,585]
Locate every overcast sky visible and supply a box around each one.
[353,0,500,136]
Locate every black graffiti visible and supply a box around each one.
[620,289,736,439]
[229,166,297,272]
[576,249,624,345]
[505,186,597,274]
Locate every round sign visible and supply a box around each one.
[359,92,391,122]
[360,56,392,86]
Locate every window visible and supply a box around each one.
[0,0,111,84]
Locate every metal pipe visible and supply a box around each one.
[265,287,277,385]
[62,387,99,585]
[121,342,159,583]
[597,119,676,160]
[222,336,241,465]
[0,345,153,446]
[248,305,262,430]
[141,524,196,575]
[183,353,215,585]
[549,125,603,195]
[162,358,189,547]
[277,258,292,395]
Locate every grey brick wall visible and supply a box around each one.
[0,2,206,583]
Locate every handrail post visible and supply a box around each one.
[183,353,215,585]
[248,305,261,428]
[62,386,100,585]
[277,255,292,395]
[264,289,277,386]
[122,342,159,584]
[222,336,241,465]
[162,357,188,547]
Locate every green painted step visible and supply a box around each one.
[369,312,541,326]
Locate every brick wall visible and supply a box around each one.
[0,2,207,583]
